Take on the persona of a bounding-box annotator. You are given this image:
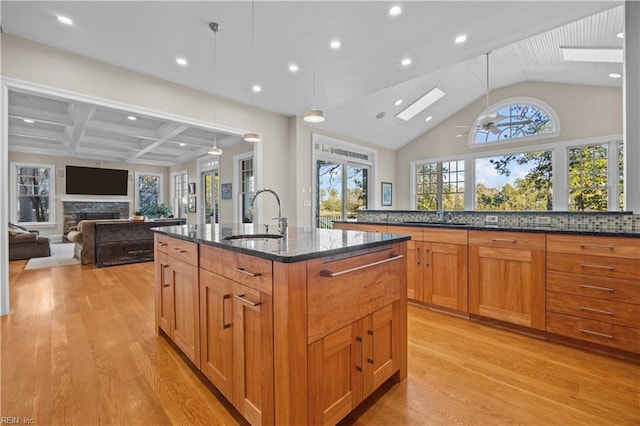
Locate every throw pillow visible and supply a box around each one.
[8,224,30,236]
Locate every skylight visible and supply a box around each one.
[560,47,623,63]
[395,87,445,121]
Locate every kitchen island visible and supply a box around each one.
[152,224,409,426]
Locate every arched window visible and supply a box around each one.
[469,97,560,146]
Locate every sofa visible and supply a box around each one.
[8,223,51,261]
[67,218,186,265]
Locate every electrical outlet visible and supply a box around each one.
[303,200,311,207]
[535,216,551,225]
[485,215,498,224]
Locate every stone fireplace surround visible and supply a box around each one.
[63,201,130,235]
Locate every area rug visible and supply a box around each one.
[25,243,80,270]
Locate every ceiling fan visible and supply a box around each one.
[457,52,532,136]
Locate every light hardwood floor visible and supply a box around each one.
[3,260,639,425]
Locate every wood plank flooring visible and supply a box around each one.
[2,260,639,425]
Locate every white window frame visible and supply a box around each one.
[134,172,164,213]
[468,97,561,148]
[170,169,188,218]
[10,161,56,227]
[411,134,623,211]
[233,151,255,224]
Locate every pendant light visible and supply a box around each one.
[304,2,325,123]
[207,22,223,156]
[243,1,262,143]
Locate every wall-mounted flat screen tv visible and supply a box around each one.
[65,165,129,196]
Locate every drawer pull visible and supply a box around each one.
[579,306,614,316]
[579,328,613,339]
[157,241,167,246]
[222,294,231,329]
[234,294,261,307]
[579,284,615,292]
[233,268,262,277]
[173,248,188,254]
[162,264,170,287]
[319,254,404,277]
[579,264,614,271]
[367,330,375,364]
[580,244,614,250]
[356,336,364,372]
[491,238,516,244]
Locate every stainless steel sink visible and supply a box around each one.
[223,234,284,241]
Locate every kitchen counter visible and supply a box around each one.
[334,220,640,237]
[151,223,410,263]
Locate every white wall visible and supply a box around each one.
[396,81,623,209]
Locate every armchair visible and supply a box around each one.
[8,222,51,261]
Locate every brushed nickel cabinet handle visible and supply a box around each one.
[579,306,614,316]
[173,247,187,254]
[233,267,262,277]
[491,238,516,243]
[222,294,231,329]
[579,328,613,339]
[234,294,261,307]
[580,244,614,250]
[579,264,614,271]
[319,254,404,277]
[162,264,170,287]
[367,330,375,364]
[356,336,364,372]
[579,284,615,292]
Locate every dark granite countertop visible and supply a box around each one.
[334,220,640,238]
[151,223,411,263]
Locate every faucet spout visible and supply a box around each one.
[251,189,287,234]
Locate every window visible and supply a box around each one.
[11,162,55,225]
[475,151,552,211]
[470,98,559,146]
[135,172,163,214]
[172,171,188,217]
[415,160,464,210]
[567,141,624,212]
[240,158,254,222]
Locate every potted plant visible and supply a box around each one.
[132,211,145,221]
[143,203,172,219]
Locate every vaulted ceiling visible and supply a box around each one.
[1,1,624,166]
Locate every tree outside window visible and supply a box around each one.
[15,165,53,223]
[136,173,162,214]
[415,160,464,210]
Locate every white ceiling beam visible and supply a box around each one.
[125,124,188,162]
[67,103,95,154]
[8,105,74,126]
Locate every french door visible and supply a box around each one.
[316,159,368,228]
[202,170,219,224]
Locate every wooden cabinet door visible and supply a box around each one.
[232,283,274,426]
[171,259,200,366]
[155,251,173,336]
[424,242,468,312]
[362,303,399,396]
[199,269,233,400]
[469,231,546,330]
[308,322,363,426]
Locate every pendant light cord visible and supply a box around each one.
[251,0,256,131]
[312,2,317,109]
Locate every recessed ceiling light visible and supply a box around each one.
[455,34,467,44]
[616,31,624,39]
[56,15,73,25]
[252,85,262,93]
[560,47,623,63]
[330,40,341,49]
[175,57,188,66]
[401,58,412,67]
[288,63,299,72]
[395,87,445,121]
[127,115,138,121]
[456,133,465,138]
[609,72,622,79]
[393,99,403,106]
[23,118,35,124]
[376,112,386,119]
[179,142,186,146]
[389,6,402,16]
[425,116,433,122]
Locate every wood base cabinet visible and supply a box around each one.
[469,231,546,330]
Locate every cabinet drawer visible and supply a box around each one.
[423,228,467,245]
[547,253,639,281]
[199,244,272,295]
[155,233,171,254]
[469,231,545,250]
[387,226,423,242]
[332,222,358,231]
[546,312,640,353]
[166,238,198,267]
[547,291,640,328]
[357,224,388,233]
[547,271,639,304]
[306,244,404,343]
[547,234,640,259]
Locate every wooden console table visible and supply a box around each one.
[95,220,185,267]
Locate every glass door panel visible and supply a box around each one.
[317,160,344,228]
[346,166,367,220]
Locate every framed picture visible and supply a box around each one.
[221,183,232,200]
[188,182,196,194]
[381,182,392,206]
[188,196,197,213]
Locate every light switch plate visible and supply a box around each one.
[535,216,551,225]
[485,215,498,223]
[303,200,311,207]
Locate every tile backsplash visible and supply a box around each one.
[356,210,639,233]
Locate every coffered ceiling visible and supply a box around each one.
[1,1,624,166]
